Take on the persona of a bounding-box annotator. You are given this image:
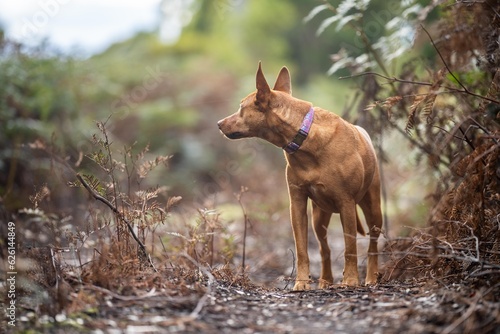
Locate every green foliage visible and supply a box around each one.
[241,0,298,62]
[307,0,437,76]
[0,45,81,145]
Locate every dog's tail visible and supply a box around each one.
[356,210,366,236]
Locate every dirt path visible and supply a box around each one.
[156,282,497,334]
[11,213,500,333]
[15,276,499,333]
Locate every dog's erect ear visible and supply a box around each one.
[273,67,292,95]
[256,61,271,103]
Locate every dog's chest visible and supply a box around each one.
[286,157,344,213]
[307,182,341,213]
[307,182,323,196]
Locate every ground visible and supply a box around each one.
[13,271,500,334]
[7,201,500,333]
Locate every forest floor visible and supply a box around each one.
[13,267,500,334]
[85,280,498,334]
[8,206,500,333]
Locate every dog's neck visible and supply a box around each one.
[283,106,314,154]
[258,100,314,151]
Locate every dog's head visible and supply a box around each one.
[217,62,298,146]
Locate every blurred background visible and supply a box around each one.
[0,0,442,285]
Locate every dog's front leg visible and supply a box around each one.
[340,202,360,286]
[288,186,310,291]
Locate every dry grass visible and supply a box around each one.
[8,119,256,323]
[351,0,500,299]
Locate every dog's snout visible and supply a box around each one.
[217,119,223,129]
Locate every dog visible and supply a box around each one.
[217,62,383,290]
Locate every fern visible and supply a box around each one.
[311,0,370,36]
[406,94,425,134]
[405,68,445,133]
[314,0,439,75]
[423,93,436,123]
[137,155,171,179]
[303,4,329,23]
[80,174,105,196]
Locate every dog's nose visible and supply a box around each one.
[217,120,223,129]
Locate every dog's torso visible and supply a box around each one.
[285,107,377,214]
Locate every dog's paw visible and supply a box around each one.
[292,281,311,291]
[341,277,359,286]
[364,273,379,285]
[318,279,333,289]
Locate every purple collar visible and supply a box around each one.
[283,106,314,154]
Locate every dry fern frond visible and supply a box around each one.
[137,155,171,178]
[423,93,437,123]
[406,94,426,134]
[167,196,183,211]
[479,69,500,115]
[382,96,403,108]
[364,102,378,111]
[405,66,446,134]
[135,186,168,202]
[366,96,403,111]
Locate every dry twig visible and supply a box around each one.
[76,173,157,272]
[181,252,216,320]
[235,186,249,272]
[339,71,500,105]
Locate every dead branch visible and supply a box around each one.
[235,186,249,273]
[83,284,158,301]
[420,25,469,93]
[76,173,157,272]
[371,114,450,167]
[339,72,500,105]
[442,293,481,334]
[181,252,216,320]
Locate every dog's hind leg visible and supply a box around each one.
[358,174,383,285]
[312,203,333,289]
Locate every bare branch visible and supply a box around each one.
[339,71,500,105]
[420,25,470,93]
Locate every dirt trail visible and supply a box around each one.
[15,276,499,333]
[157,282,497,334]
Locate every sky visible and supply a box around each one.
[0,0,164,55]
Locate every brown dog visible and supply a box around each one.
[217,62,382,290]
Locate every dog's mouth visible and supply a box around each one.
[225,132,244,140]
[217,119,245,139]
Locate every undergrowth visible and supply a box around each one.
[311,0,500,295]
[13,118,251,319]
[378,2,500,293]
